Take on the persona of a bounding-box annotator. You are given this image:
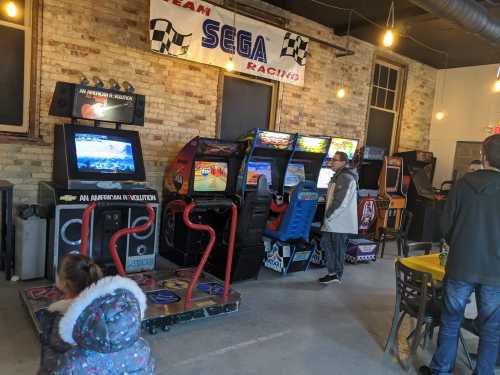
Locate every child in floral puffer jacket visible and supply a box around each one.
[38,254,155,374]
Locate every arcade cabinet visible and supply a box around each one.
[376,156,407,236]
[356,145,386,237]
[395,150,445,241]
[39,81,159,279]
[161,137,243,268]
[258,133,328,274]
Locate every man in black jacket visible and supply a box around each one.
[420,134,500,375]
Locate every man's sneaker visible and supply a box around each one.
[418,366,434,375]
[318,274,341,284]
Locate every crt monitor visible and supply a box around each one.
[246,161,272,186]
[386,166,401,193]
[328,138,359,160]
[193,161,228,192]
[317,167,335,189]
[54,124,146,187]
[284,163,305,188]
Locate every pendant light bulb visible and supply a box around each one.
[5,2,17,18]
[337,87,346,99]
[494,79,500,93]
[226,58,234,72]
[435,111,445,121]
[383,29,394,47]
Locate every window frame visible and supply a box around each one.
[0,0,33,135]
[366,56,408,154]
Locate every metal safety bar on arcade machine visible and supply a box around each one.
[80,201,155,276]
[182,199,238,309]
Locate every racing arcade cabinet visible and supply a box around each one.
[395,150,445,241]
[261,134,326,274]
[161,137,243,268]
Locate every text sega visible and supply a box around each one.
[202,19,267,63]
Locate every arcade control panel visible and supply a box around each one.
[38,182,160,279]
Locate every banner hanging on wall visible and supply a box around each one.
[149,0,309,86]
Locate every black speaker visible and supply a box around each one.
[133,94,145,126]
[49,82,76,117]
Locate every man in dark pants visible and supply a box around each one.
[419,134,500,375]
[319,151,358,284]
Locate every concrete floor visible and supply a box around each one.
[0,244,493,375]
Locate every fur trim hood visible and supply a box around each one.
[58,276,147,350]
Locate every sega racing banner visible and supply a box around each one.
[149,0,309,86]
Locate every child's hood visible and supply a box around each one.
[58,275,147,353]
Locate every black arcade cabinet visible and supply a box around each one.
[40,82,159,279]
[161,137,244,269]
[395,150,445,242]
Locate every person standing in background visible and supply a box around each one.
[318,151,358,284]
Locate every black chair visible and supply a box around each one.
[379,210,413,258]
[385,261,472,371]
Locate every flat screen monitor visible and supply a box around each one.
[284,163,306,187]
[317,167,335,189]
[75,133,135,174]
[246,161,272,186]
[193,161,228,192]
[328,138,359,160]
[54,124,146,186]
[386,166,400,192]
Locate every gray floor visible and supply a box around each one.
[0,244,490,375]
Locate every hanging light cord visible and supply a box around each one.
[309,0,449,62]
[386,1,395,29]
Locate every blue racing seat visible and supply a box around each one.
[264,181,319,242]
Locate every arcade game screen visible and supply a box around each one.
[296,136,329,153]
[193,161,228,192]
[75,133,135,174]
[328,138,359,160]
[386,166,400,193]
[246,161,272,185]
[317,167,335,189]
[284,163,306,187]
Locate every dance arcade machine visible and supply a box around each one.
[39,81,160,278]
[161,137,244,268]
[395,150,445,241]
[22,82,240,335]
[375,156,407,236]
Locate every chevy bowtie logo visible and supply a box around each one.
[60,195,77,202]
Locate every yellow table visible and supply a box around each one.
[400,254,445,281]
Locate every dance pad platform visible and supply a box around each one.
[20,268,241,335]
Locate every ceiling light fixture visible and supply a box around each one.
[383,2,395,47]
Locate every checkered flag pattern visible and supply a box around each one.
[150,18,192,56]
[280,32,309,66]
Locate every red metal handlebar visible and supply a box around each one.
[183,202,238,310]
[80,202,96,256]
[109,205,155,276]
[79,202,155,276]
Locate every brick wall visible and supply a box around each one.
[0,0,436,204]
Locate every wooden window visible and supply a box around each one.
[366,59,406,154]
[0,0,32,134]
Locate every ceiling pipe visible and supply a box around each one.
[409,0,500,45]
